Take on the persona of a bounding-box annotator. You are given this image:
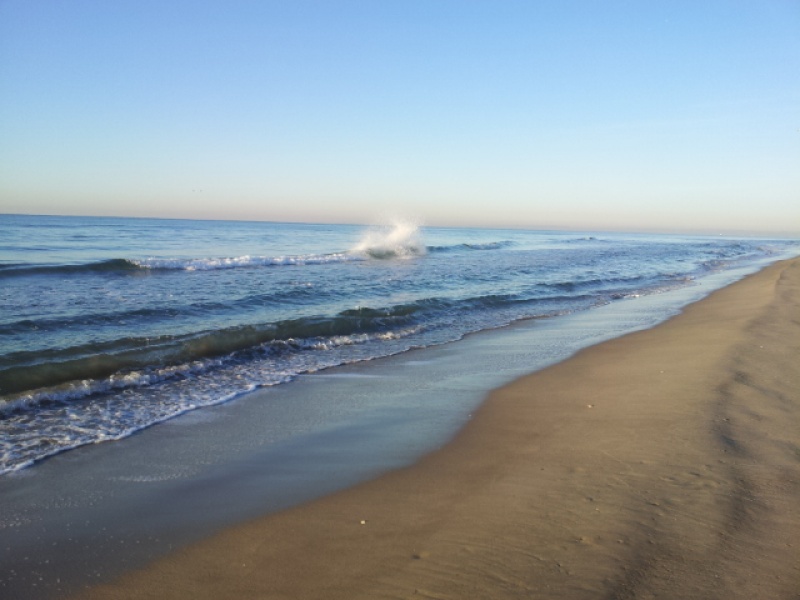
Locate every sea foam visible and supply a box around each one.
[350,220,427,259]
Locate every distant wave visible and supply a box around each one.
[0,234,519,278]
[0,258,141,278]
[0,253,367,277]
[349,220,427,259]
[0,248,425,278]
[562,236,608,243]
[427,240,516,253]
[135,252,364,270]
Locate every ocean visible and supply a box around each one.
[1,214,798,476]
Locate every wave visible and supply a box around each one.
[0,300,436,399]
[0,274,644,404]
[562,236,609,243]
[0,258,141,278]
[427,240,516,253]
[0,289,534,403]
[349,220,427,259]
[0,277,720,475]
[0,253,367,278]
[0,229,518,279]
[0,266,694,400]
[0,287,323,338]
[0,325,428,419]
[0,308,183,337]
[134,252,363,270]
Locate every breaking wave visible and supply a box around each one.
[350,220,427,259]
[0,224,522,278]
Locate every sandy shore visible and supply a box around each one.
[79,258,800,600]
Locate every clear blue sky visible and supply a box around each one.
[1,1,798,234]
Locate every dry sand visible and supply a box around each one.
[79,258,800,599]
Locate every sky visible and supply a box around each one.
[1,1,799,235]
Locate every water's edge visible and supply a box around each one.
[0,257,792,599]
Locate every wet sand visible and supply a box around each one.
[80,258,800,599]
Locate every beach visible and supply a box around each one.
[4,1,799,596]
[73,257,799,599]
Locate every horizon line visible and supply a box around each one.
[1,211,798,240]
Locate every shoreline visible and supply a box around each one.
[5,252,774,599]
[78,258,800,599]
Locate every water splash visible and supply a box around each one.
[351,219,426,259]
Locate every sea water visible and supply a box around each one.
[1,214,797,475]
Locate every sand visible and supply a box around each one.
[78,258,800,599]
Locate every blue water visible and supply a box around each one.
[1,214,797,475]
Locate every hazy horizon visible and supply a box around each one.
[3,210,798,240]
[2,2,798,236]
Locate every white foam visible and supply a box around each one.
[350,219,426,259]
[133,252,362,271]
